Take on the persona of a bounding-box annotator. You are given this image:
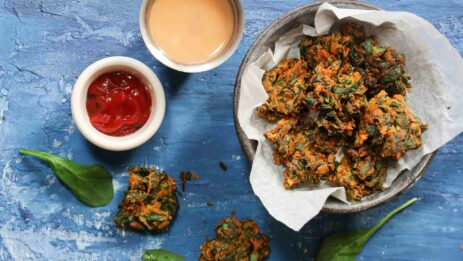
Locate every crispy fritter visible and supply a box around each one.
[304,62,368,136]
[265,117,340,188]
[199,217,270,261]
[257,59,310,121]
[282,150,335,189]
[114,167,178,232]
[355,90,427,160]
[335,151,387,201]
[264,117,300,165]
[340,22,366,42]
[299,32,352,68]
[304,120,343,154]
[300,23,411,98]
[350,37,411,96]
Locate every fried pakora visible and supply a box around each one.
[114,167,179,232]
[299,31,352,68]
[199,217,270,261]
[350,37,411,97]
[257,59,310,121]
[355,90,427,160]
[335,146,388,200]
[304,62,368,136]
[265,117,340,188]
[257,23,427,201]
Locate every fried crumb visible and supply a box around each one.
[207,202,214,207]
[219,161,228,171]
[230,210,237,216]
[189,170,200,180]
[179,170,200,192]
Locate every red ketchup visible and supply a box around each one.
[86,71,152,136]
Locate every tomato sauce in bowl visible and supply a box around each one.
[86,71,152,136]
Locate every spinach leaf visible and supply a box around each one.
[143,249,185,261]
[317,198,417,261]
[20,149,114,207]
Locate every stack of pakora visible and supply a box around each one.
[199,217,270,261]
[114,167,179,232]
[258,23,427,201]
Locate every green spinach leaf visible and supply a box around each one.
[317,197,417,261]
[143,249,185,261]
[20,149,114,207]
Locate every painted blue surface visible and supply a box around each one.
[0,0,462,260]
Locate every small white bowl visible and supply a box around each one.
[139,0,245,73]
[71,56,166,151]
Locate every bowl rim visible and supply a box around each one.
[71,56,166,151]
[139,0,245,73]
[232,0,437,213]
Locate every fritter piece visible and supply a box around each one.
[264,117,300,165]
[355,90,427,160]
[257,59,310,121]
[114,167,179,232]
[282,147,336,188]
[199,217,270,261]
[340,22,366,43]
[265,117,340,188]
[350,37,412,96]
[304,122,343,154]
[304,63,368,136]
[335,151,387,201]
[299,32,352,68]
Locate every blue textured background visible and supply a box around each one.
[0,0,462,260]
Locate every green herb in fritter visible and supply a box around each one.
[114,167,178,232]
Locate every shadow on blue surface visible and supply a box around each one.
[87,142,135,167]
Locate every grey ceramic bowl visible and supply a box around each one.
[233,0,436,213]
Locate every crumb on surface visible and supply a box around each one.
[219,161,228,171]
[179,170,200,192]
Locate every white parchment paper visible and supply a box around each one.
[237,3,463,231]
